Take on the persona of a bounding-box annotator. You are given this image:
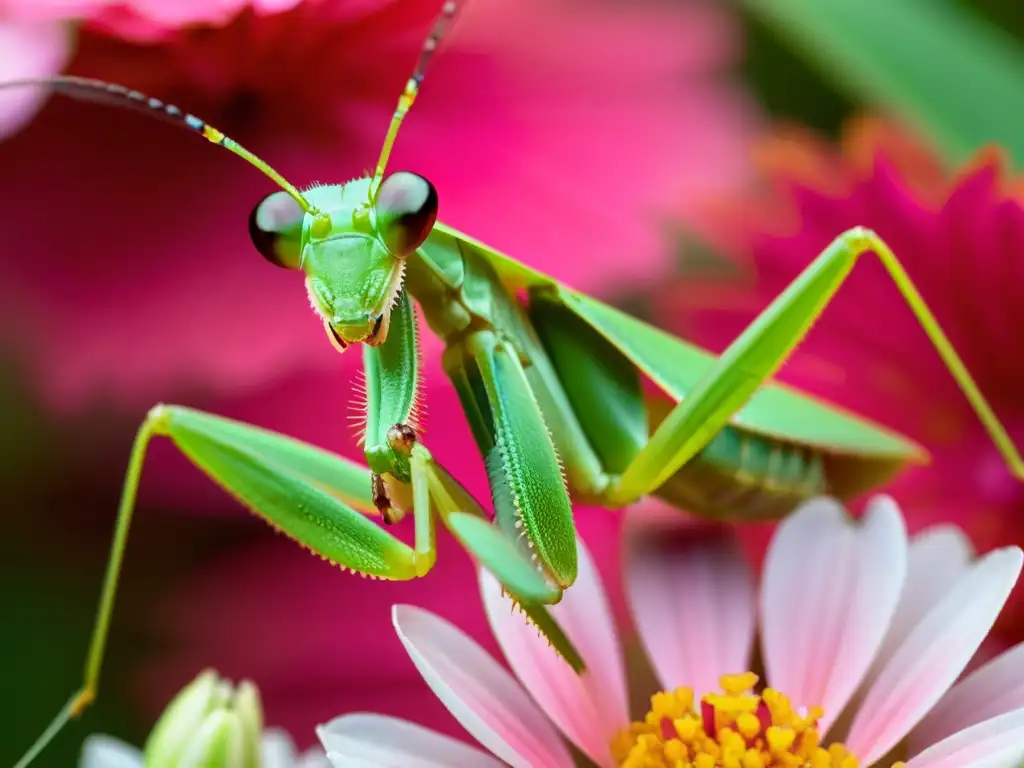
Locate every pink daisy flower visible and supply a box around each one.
[318,496,1024,767]
[655,119,1024,643]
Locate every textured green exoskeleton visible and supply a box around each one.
[7,1,1024,764]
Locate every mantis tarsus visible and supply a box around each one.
[6,1,1024,764]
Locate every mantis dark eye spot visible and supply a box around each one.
[249,190,304,269]
[375,171,438,258]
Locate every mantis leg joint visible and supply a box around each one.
[70,688,95,719]
[839,225,882,253]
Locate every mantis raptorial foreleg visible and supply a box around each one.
[359,287,423,521]
[15,401,585,768]
[14,406,429,768]
[442,328,578,592]
[604,227,1024,505]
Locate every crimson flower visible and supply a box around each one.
[656,117,1024,645]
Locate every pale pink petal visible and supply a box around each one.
[910,642,1024,754]
[762,498,850,704]
[0,19,73,141]
[317,714,503,768]
[862,525,974,692]
[761,496,907,733]
[480,535,627,768]
[904,708,1024,768]
[392,604,574,768]
[845,547,1024,765]
[624,508,755,696]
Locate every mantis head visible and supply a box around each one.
[247,0,458,353]
[248,171,438,350]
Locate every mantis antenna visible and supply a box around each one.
[367,0,466,200]
[0,76,316,214]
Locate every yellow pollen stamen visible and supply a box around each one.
[612,672,905,768]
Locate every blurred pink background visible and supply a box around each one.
[9,1,1024,763]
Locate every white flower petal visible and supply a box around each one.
[625,509,755,697]
[318,713,503,768]
[299,753,333,768]
[910,642,1024,754]
[392,604,574,768]
[261,728,298,768]
[846,547,1023,765]
[480,534,627,768]
[904,708,1024,768]
[761,496,907,734]
[79,735,144,768]
[297,750,333,768]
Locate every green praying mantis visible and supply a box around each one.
[7,1,1024,765]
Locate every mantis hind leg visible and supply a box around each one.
[15,404,439,768]
[606,227,1024,504]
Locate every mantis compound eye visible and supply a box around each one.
[249,190,304,269]
[375,171,438,258]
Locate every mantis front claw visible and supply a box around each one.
[370,422,421,525]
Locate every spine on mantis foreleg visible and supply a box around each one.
[443,329,578,592]
[360,287,424,522]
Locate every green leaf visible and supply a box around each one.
[743,0,1024,166]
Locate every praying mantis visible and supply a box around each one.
[7,1,1024,765]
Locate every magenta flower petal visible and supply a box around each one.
[0,18,72,140]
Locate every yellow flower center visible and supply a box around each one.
[611,672,903,768]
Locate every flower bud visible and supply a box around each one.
[143,669,262,768]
